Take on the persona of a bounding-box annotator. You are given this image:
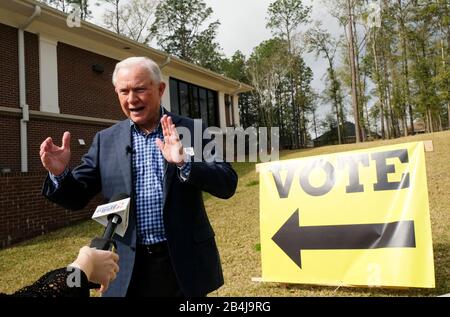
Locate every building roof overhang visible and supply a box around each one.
[2,0,253,94]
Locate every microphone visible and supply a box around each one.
[126,145,135,154]
[90,193,131,250]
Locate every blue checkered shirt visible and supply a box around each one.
[130,120,166,245]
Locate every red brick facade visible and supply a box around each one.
[25,31,40,111]
[0,114,21,172]
[0,22,126,248]
[57,42,122,120]
[0,23,19,109]
[0,172,103,248]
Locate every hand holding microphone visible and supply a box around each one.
[70,246,119,293]
[87,193,131,291]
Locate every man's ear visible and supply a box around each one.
[159,82,166,97]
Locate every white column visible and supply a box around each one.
[161,74,171,111]
[218,91,226,129]
[39,36,59,113]
[233,94,240,127]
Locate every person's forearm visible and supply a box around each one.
[9,267,90,297]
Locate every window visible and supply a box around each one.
[179,82,189,118]
[169,79,179,114]
[169,78,219,127]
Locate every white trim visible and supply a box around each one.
[233,95,240,127]
[38,34,58,45]
[0,107,118,125]
[218,91,226,129]
[30,110,118,125]
[161,74,171,111]
[19,28,28,173]
[39,35,59,113]
[0,107,22,114]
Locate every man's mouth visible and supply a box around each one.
[129,106,145,113]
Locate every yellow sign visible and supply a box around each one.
[259,142,435,288]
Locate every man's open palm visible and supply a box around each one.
[156,115,184,166]
[40,131,71,176]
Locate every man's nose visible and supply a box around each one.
[127,90,139,104]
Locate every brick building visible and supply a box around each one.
[0,0,251,248]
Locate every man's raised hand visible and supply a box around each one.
[39,131,71,176]
[156,115,184,166]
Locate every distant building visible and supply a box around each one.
[412,119,426,134]
[313,122,381,147]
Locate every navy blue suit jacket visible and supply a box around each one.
[42,111,238,297]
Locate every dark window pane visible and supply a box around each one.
[207,90,218,127]
[179,82,189,117]
[170,78,218,127]
[190,86,200,118]
[169,79,179,114]
[199,88,208,125]
[224,94,231,126]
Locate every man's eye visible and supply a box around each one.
[135,88,146,93]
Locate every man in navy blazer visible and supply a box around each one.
[40,57,238,297]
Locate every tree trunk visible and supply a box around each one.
[398,0,414,135]
[312,109,318,140]
[347,0,361,143]
[327,62,343,144]
[371,34,386,139]
[403,114,408,137]
[353,8,366,142]
[427,106,434,133]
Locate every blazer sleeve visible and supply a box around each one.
[7,267,90,297]
[184,124,238,199]
[42,132,102,211]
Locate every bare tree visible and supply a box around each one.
[102,0,159,44]
[346,0,362,143]
[304,22,345,144]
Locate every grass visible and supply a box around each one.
[0,131,449,296]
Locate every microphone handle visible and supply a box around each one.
[102,221,118,241]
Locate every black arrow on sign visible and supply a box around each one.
[272,209,416,269]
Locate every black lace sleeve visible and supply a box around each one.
[0,267,90,297]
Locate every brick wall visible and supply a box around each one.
[57,42,124,120]
[0,31,126,248]
[0,114,21,172]
[27,118,111,173]
[0,171,103,248]
[25,31,40,111]
[0,23,19,109]
[0,116,112,249]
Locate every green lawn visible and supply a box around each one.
[0,131,448,296]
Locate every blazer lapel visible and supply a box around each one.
[163,111,183,209]
[115,120,133,195]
